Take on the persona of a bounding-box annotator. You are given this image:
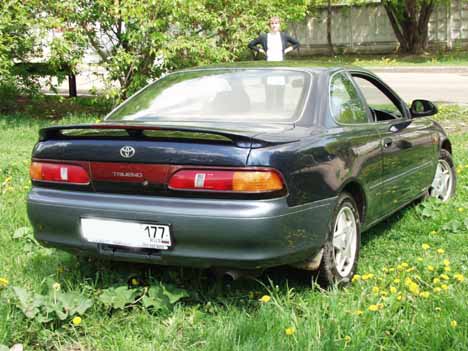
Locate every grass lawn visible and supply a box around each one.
[0,106,467,350]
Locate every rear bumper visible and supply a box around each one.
[27,188,336,269]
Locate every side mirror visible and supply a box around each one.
[410,99,438,118]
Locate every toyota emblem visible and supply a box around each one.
[120,146,136,158]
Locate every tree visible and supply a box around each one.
[41,0,309,100]
[0,0,42,93]
[381,0,441,54]
[308,0,338,56]
[326,0,335,55]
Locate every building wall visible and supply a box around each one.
[289,0,468,55]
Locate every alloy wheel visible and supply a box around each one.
[332,206,357,277]
[431,159,454,201]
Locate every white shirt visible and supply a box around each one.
[267,32,283,61]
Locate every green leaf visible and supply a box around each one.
[13,226,31,239]
[12,287,43,319]
[162,284,189,305]
[57,291,93,316]
[99,286,139,310]
[141,286,169,310]
[442,219,462,233]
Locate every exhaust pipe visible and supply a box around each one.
[213,269,262,281]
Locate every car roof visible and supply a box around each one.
[187,61,373,75]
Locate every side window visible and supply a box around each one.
[330,73,369,124]
[352,76,403,121]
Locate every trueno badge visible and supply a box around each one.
[120,146,136,158]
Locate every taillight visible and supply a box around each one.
[168,169,284,193]
[30,162,90,185]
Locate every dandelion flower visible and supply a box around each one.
[401,262,409,268]
[454,273,464,282]
[393,278,400,284]
[433,278,440,284]
[435,307,441,312]
[352,275,361,282]
[372,286,380,294]
[354,310,363,316]
[444,266,451,272]
[397,295,403,301]
[450,320,458,328]
[458,208,464,213]
[131,278,139,286]
[433,287,442,293]
[436,248,445,254]
[430,230,437,235]
[260,295,271,303]
[0,277,8,288]
[427,265,434,272]
[417,257,424,262]
[441,284,449,291]
[344,335,351,343]
[408,282,420,295]
[52,282,61,291]
[368,305,379,312]
[443,259,450,266]
[419,291,430,298]
[285,327,295,336]
[390,286,397,294]
[72,316,82,326]
[422,243,430,250]
[362,274,374,281]
[440,274,450,280]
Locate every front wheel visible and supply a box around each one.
[430,149,456,201]
[318,193,360,287]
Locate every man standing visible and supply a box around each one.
[248,16,300,61]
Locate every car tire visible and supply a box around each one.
[317,192,360,287]
[429,149,457,201]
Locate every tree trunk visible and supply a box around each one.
[68,73,77,97]
[383,0,435,54]
[326,0,335,56]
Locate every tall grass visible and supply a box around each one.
[0,108,467,350]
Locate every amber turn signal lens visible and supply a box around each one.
[232,171,284,192]
[30,162,43,181]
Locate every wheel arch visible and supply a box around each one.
[441,138,452,155]
[339,179,367,225]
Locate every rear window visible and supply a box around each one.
[106,69,310,123]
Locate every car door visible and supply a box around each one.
[328,71,383,225]
[349,71,437,216]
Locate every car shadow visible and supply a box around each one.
[27,200,422,304]
[361,201,419,247]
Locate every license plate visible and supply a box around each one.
[80,218,172,250]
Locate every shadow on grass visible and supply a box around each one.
[25,200,423,305]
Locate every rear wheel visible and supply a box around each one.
[430,149,456,201]
[318,193,360,287]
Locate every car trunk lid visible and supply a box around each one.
[32,122,296,195]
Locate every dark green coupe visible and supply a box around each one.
[27,67,456,285]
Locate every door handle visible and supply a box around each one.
[383,138,393,148]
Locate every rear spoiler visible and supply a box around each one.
[38,123,283,149]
